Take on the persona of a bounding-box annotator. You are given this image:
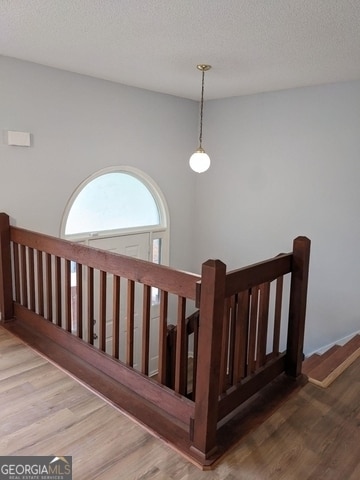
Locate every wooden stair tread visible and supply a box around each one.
[304,335,360,388]
[302,345,340,375]
[302,354,321,375]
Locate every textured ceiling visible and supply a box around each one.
[1,0,360,100]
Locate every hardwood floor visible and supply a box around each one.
[1,325,360,479]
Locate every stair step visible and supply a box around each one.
[302,345,340,376]
[302,354,321,375]
[304,334,360,388]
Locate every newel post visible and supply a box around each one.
[191,259,226,460]
[285,236,311,377]
[0,213,13,322]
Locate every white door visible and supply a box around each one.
[88,233,159,373]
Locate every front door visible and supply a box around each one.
[88,233,159,372]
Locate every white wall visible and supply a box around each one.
[0,56,198,271]
[193,81,360,354]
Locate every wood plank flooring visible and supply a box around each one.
[1,325,360,479]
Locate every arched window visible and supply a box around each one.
[61,166,169,264]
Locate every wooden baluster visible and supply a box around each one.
[112,275,120,359]
[166,323,176,388]
[257,282,270,368]
[36,250,44,317]
[87,266,94,344]
[232,294,241,384]
[20,245,27,307]
[28,247,35,311]
[158,290,168,384]
[184,315,190,394]
[141,284,151,375]
[235,290,250,380]
[286,236,311,377]
[76,263,83,338]
[219,297,231,393]
[191,313,199,399]
[174,296,187,395]
[192,259,226,460]
[248,286,259,374]
[126,279,135,366]
[0,213,13,321]
[54,256,61,327]
[65,259,72,332]
[13,243,21,304]
[45,253,52,321]
[273,276,284,356]
[227,294,237,386]
[99,270,107,352]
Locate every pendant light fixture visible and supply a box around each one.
[189,64,212,173]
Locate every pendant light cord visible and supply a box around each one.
[199,69,205,148]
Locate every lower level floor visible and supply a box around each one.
[1,325,360,479]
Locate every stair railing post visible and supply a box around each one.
[191,259,226,460]
[0,213,13,322]
[285,236,311,377]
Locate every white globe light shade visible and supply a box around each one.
[189,148,211,173]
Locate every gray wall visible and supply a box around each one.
[2,55,360,354]
[194,81,360,354]
[0,55,198,271]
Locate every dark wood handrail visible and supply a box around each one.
[225,253,292,297]
[10,226,200,300]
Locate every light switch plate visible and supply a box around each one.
[7,130,31,147]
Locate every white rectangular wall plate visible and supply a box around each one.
[7,130,31,147]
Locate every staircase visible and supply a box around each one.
[302,334,360,388]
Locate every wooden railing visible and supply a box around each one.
[0,212,310,466]
[186,242,309,459]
